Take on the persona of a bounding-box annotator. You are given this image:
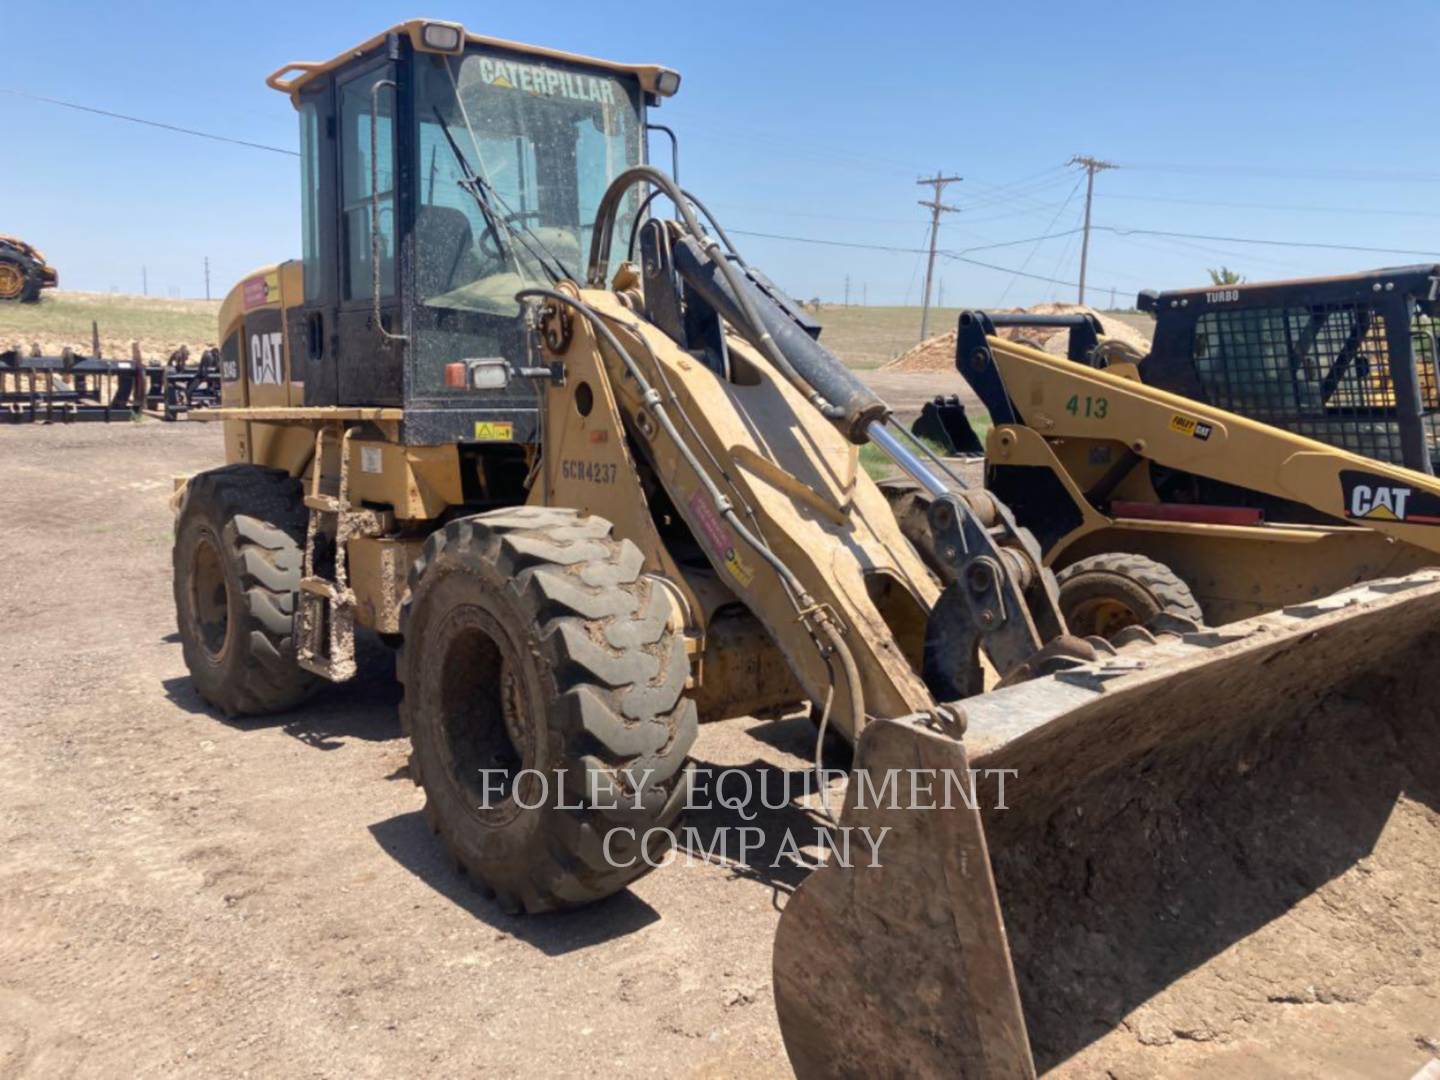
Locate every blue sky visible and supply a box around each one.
[6,0,1440,308]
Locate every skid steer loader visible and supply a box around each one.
[172,20,1440,1076]
[906,309,1440,636]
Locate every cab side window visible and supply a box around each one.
[339,69,396,301]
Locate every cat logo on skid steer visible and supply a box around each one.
[1341,469,1440,524]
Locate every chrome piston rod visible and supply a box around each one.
[866,420,951,497]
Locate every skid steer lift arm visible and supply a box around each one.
[957,309,1440,561]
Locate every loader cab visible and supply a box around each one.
[1138,266,1440,474]
[268,20,678,445]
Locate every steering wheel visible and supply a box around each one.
[478,210,546,265]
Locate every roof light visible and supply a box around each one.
[654,69,681,97]
[419,21,464,54]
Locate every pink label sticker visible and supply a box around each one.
[242,275,271,310]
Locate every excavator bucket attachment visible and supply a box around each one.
[775,571,1440,1076]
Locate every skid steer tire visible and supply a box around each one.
[173,464,318,717]
[399,507,697,914]
[1056,552,1203,639]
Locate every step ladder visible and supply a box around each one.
[295,425,390,681]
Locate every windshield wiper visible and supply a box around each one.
[431,107,571,285]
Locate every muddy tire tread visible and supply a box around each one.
[398,506,696,913]
[173,464,317,716]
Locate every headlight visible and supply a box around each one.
[445,358,511,390]
[654,69,681,97]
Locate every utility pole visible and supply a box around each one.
[844,274,851,307]
[862,283,868,307]
[204,256,211,301]
[142,265,148,297]
[938,278,945,309]
[917,171,962,340]
[1069,155,1117,305]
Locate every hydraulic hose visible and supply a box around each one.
[516,285,866,750]
[586,166,839,421]
[670,237,887,443]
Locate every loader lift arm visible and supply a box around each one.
[513,167,1129,1075]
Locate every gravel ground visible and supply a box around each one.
[0,420,1435,1079]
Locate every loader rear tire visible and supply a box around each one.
[173,465,318,717]
[399,507,697,914]
[1056,552,1203,639]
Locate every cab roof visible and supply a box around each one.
[265,19,680,104]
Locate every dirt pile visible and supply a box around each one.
[883,303,1152,373]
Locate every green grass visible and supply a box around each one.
[858,421,989,480]
[808,305,973,370]
[810,304,1155,370]
[0,291,220,358]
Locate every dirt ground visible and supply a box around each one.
[1,421,1437,1079]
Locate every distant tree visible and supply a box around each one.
[1207,266,1245,285]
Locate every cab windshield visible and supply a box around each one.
[415,47,643,314]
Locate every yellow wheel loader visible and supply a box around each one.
[172,21,1440,1076]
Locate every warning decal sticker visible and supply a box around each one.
[687,490,755,587]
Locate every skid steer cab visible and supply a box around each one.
[1137,264,1440,474]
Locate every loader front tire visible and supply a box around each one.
[399,507,697,914]
[173,465,318,717]
[1056,552,1203,639]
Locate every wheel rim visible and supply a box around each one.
[438,608,537,824]
[1068,595,1142,638]
[188,534,232,660]
[0,262,23,299]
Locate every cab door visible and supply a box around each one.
[333,59,404,406]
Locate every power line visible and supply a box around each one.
[1098,226,1440,259]
[1120,160,1440,184]
[0,88,298,156]
[1102,229,1314,277]
[726,226,1119,295]
[998,177,1084,305]
[942,250,1094,292]
[958,228,1085,254]
[1098,192,1440,219]
[728,228,929,256]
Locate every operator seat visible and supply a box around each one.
[414,205,484,297]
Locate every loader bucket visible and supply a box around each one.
[774,571,1440,1077]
